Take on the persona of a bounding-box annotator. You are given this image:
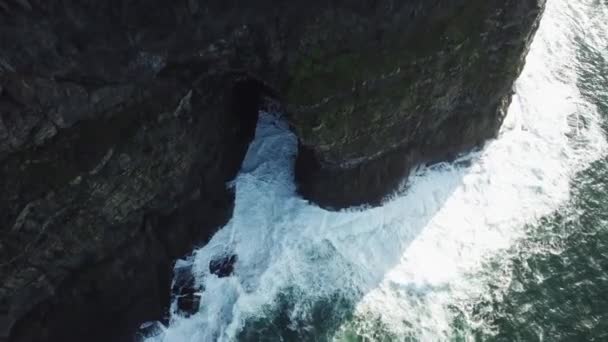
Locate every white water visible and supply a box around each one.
[147,0,607,340]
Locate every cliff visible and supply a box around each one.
[290,0,546,207]
[0,1,545,341]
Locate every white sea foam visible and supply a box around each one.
[147,0,606,340]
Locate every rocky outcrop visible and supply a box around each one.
[172,263,201,318]
[290,0,546,207]
[0,0,545,341]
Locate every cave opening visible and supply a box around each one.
[226,75,284,175]
[229,76,279,143]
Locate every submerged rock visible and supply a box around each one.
[176,294,201,318]
[172,263,202,317]
[209,254,238,278]
[0,0,546,341]
[135,321,165,342]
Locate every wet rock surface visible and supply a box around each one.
[172,263,202,317]
[135,321,165,342]
[0,0,546,341]
[210,254,238,278]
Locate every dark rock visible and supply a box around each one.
[177,292,201,317]
[209,254,237,278]
[176,294,201,318]
[172,263,197,296]
[0,0,546,341]
[135,321,164,342]
[289,0,547,208]
[0,2,267,341]
[172,263,202,317]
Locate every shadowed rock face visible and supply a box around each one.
[0,2,265,341]
[0,0,545,341]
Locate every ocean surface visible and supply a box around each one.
[145,0,608,340]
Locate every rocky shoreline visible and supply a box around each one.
[1,1,545,341]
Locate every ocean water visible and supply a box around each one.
[145,0,608,340]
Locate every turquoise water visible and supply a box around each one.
[146,0,608,341]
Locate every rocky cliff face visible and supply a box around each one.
[0,2,265,341]
[290,0,546,207]
[0,1,545,341]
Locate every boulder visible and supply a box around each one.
[209,254,238,278]
[172,263,202,317]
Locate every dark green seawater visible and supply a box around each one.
[463,19,608,342]
[468,157,608,342]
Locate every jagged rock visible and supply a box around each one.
[176,293,201,318]
[209,254,237,278]
[172,262,201,317]
[135,321,164,341]
[0,1,546,341]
